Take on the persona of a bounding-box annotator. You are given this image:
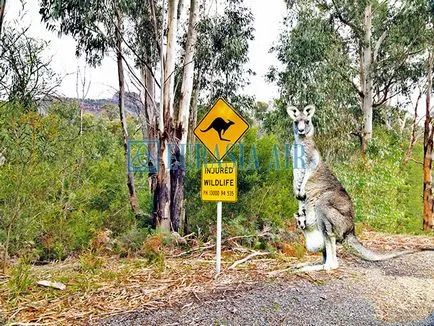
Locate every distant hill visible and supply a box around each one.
[65,92,143,117]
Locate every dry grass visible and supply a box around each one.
[0,243,307,325]
[0,230,432,325]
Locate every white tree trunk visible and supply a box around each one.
[361,2,373,153]
[163,0,179,120]
[157,0,180,231]
[170,0,199,233]
[178,0,198,145]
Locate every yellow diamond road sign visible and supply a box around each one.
[194,98,249,161]
[201,162,237,202]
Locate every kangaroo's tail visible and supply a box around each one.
[343,233,421,261]
[200,125,212,132]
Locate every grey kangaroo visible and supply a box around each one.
[288,104,429,272]
[201,117,235,142]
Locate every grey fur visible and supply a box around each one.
[289,105,423,272]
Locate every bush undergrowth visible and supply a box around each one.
[0,102,430,271]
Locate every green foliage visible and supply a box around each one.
[0,101,150,262]
[194,0,255,113]
[0,24,60,109]
[115,228,153,256]
[333,128,423,234]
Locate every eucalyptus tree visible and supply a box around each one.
[266,9,359,159]
[40,0,202,231]
[275,0,428,153]
[191,0,255,122]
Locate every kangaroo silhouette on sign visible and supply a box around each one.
[201,117,235,142]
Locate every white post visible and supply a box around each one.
[216,201,222,274]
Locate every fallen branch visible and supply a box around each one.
[229,251,270,270]
[170,233,272,258]
[170,244,215,258]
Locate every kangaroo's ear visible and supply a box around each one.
[303,105,315,119]
[286,106,300,120]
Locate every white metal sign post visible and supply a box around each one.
[216,201,222,274]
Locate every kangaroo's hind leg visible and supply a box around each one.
[316,200,343,270]
[323,231,339,270]
[292,204,328,272]
[294,200,342,272]
[218,130,230,142]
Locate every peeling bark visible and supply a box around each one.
[155,0,179,231]
[171,0,198,232]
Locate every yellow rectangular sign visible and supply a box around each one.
[201,162,237,202]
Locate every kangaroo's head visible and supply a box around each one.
[286,105,315,138]
[295,211,306,230]
[227,120,235,126]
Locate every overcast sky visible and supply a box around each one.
[5,1,286,102]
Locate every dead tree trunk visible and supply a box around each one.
[115,9,140,216]
[423,50,434,231]
[361,2,373,154]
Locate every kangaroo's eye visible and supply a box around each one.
[306,121,310,125]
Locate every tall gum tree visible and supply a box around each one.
[278,0,428,153]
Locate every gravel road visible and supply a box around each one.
[98,251,434,326]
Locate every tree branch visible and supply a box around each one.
[112,20,162,89]
[148,0,162,57]
[330,0,362,36]
[228,251,270,270]
[373,29,388,63]
[324,56,364,98]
